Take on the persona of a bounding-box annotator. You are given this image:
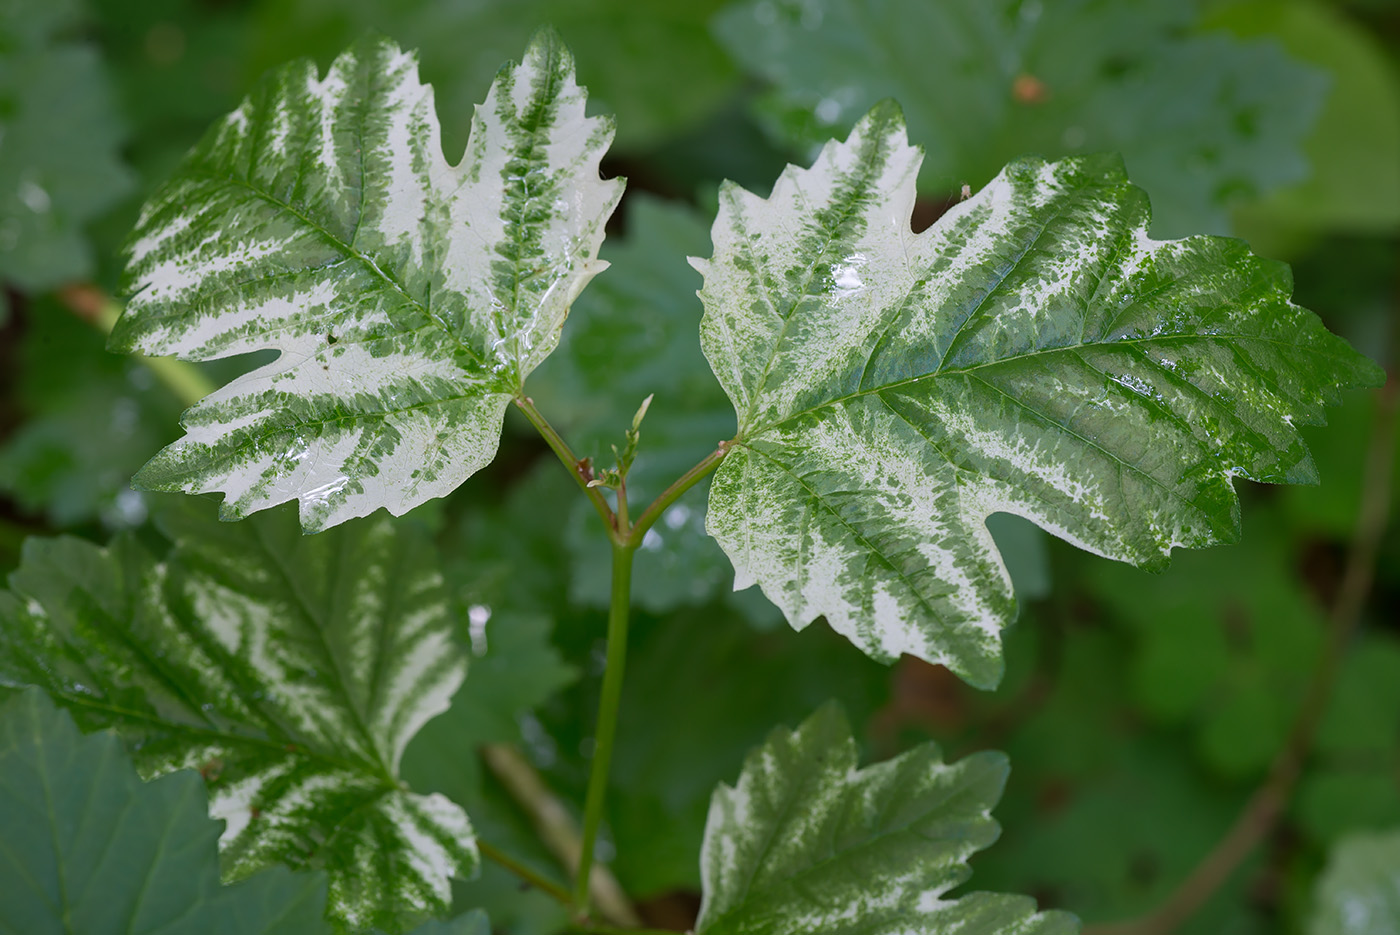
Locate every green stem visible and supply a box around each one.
[61,285,216,408]
[626,442,731,546]
[515,396,617,536]
[574,540,636,914]
[478,839,572,906]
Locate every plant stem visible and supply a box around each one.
[515,395,617,536]
[1084,374,1398,935]
[481,743,640,926]
[627,442,731,545]
[478,838,572,906]
[59,284,216,408]
[574,539,636,916]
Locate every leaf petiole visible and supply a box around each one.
[515,395,619,538]
[626,441,732,547]
[478,839,572,906]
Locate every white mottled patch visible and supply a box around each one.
[135,234,295,305]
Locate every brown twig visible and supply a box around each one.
[1085,375,1398,935]
[481,742,642,927]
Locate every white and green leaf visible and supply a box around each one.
[111,31,623,532]
[697,703,1078,934]
[695,102,1383,688]
[0,500,474,932]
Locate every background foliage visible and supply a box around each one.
[1,0,1398,932]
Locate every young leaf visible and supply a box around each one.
[0,688,331,935]
[0,501,474,932]
[697,703,1077,934]
[1309,828,1400,935]
[110,32,623,532]
[695,103,1382,688]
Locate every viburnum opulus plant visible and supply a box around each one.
[0,28,1381,935]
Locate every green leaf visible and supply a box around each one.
[604,607,890,896]
[1309,828,1400,935]
[0,688,331,935]
[714,0,1325,238]
[0,295,184,528]
[246,0,740,153]
[1214,0,1400,237]
[0,500,475,932]
[401,609,577,805]
[696,703,1076,934]
[110,32,623,532]
[0,0,133,303]
[1086,513,1323,777]
[695,104,1381,687]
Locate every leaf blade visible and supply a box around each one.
[698,104,1382,686]
[111,32,623,532]
[697,703,1077,935]
[0,502,476,931]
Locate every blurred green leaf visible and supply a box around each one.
[395,910,491,935]
[715,0,1325,237]
[0,688,332,935]
[0,296,183,527]
[1309,827,1400,935]
[246,0,740,153]
[1214,0,1400,241]
[402,610,577,811]
[1296,634,1400,845]
[0,0,133,308]
[976,734,1262,932]
[1087,518,1324,777]
[0,500,477,932]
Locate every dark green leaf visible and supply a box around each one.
[0,0,133,302]
[697,703,1077,934]
[0,688,330,935]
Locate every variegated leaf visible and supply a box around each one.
[698,703,1078,935]
[111,32,623,532]
[695,102,1383,689]
[0,500,473,933]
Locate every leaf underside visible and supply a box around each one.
[695,102,1382,688]
[0,501,474,932]
[0,689,330,935]
[697,703,1078,934]
[111,31,622,532]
